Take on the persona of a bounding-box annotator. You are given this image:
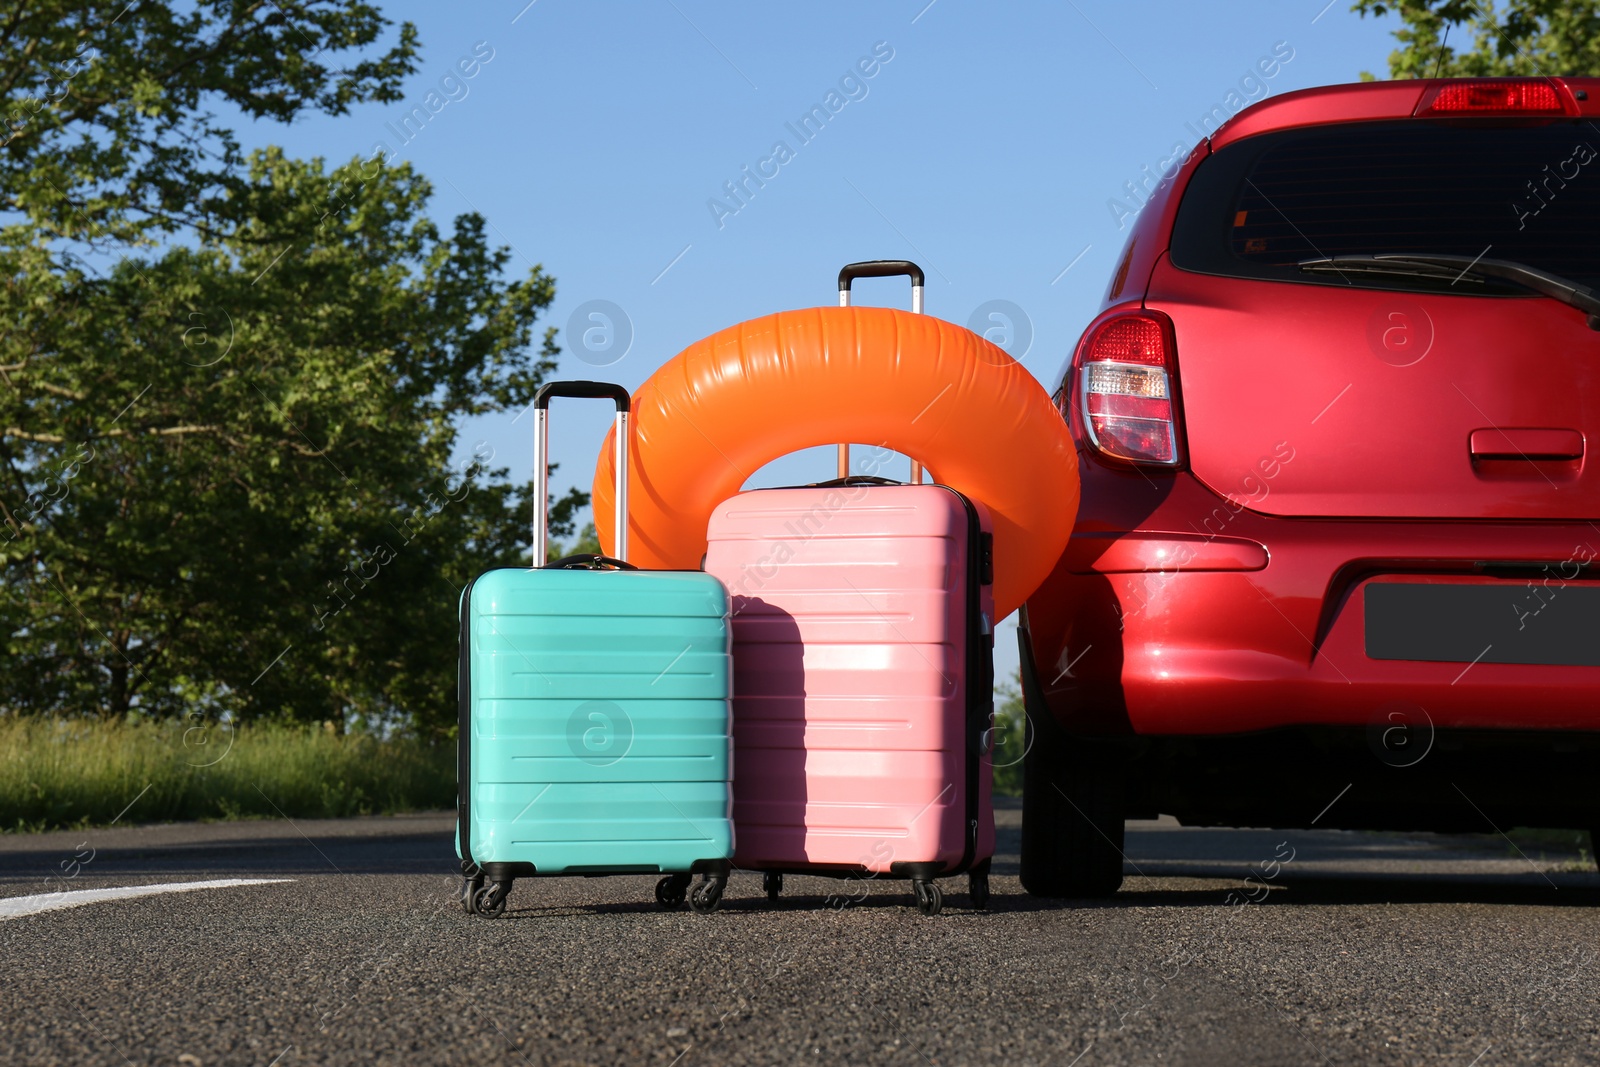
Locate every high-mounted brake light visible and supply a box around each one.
[1071,311,1182,466]
[1416,79,1569,116]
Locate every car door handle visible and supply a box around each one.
[1469,428,1584,460]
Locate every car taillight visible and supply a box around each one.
[1072,311,1182,466]
[1416,79,1570,116]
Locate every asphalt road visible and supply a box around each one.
[3,801,1599,1066]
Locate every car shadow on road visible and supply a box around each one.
[480,884,1302,919]
[1254,875,1600,908]
[1037,875,1600,911]
[472,859,1600,919]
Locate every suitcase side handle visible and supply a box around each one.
[805,475,903,488]
[835,261,926,483]
[531,380,631,567]
[545,553,637,571]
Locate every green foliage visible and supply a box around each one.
[1354,0,1600,79]
[2,1,419,249]
[0,715,453,833]
[991,674,1026,797]
[1,151,578,732]
[0,4,578,734]
[0,150,569,735]
[547,521,603,562]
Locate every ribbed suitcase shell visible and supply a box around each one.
[703,483,995,875]
[457,567,734,875]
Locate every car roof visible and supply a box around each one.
[1212,77,1600,151]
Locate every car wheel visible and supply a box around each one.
[1019,677,1126,898]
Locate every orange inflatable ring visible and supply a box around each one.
[591,306,1080,619]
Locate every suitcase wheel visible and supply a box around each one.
[763,872,783,904]
[688,876,725,915]
[911,879,944,917]
[968,871,990,911]
[655,874,691,910]
[473,881,509,919]
[459,874,485,916]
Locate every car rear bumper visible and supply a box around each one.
[1024,467,1600,736]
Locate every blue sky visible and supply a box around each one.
[248,0,1402,682]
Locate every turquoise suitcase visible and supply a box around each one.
[457,381,734,918]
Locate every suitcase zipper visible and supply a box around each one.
[457,574,477,875]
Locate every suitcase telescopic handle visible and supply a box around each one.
[531,380,630,567]
[838,260,926,305]
[835,260,926,483]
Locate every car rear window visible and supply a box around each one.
[1170,120,1600,289]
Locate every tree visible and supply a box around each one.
[3,1,418,251]
[2,150,578,733]
[1355,0,1600,79]
[549,522,602,562]
[991,674,1027,797]
[0,5,578,734]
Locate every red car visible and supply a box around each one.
[1021,77,1600,896]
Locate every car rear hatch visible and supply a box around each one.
[1153,78,1600,520]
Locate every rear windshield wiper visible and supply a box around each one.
[1299,254,1600,330]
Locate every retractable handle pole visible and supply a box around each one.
[530,381,631,566]
[836,260,926,482]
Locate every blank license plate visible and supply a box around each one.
[1365,581,1600,668]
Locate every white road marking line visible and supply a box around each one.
[0,878,294,921]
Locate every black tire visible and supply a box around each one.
[460,874,484,915]
[474,882,508,919]
[968,871,990,911]
[912,880,943,916]
[688,878,723,914]
[1019,650,1127,898]
[655,875,689,910]
[763,872,783,903]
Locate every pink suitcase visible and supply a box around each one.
[702,261,997,916]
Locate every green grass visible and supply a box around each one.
[0,717,454,833]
